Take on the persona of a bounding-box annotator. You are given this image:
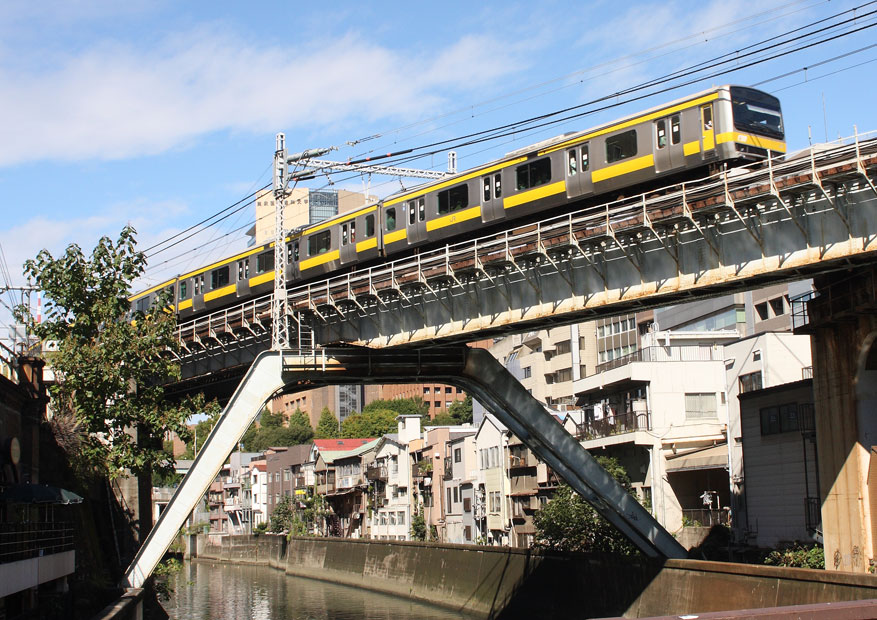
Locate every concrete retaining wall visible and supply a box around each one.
[193,535,877,618]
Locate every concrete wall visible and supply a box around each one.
[192,535,877,618]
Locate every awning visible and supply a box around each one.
[665,444,728,472]
[0,483,83,504]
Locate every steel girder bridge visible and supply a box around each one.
[126,132,877,588]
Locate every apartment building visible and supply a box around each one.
[443,434,478,544]
[475,414,512,545]
[368,416,421,540]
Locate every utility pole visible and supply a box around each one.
[271,133,290,351]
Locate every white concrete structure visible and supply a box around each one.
[249,460,268,526]
[573,330,739,534]
[443,434,478,544]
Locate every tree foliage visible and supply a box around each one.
[315,407,340,439]
[240,407,314,452]
[533,456,639,555]
[17,226,202,480]
[180,405,222,459]
[362,397,429,418]
[425,395,473,426]
[341,408,396,438]
[270,494,296,533]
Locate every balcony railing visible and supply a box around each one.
[0,523,74,564]
[412,461,432,479]
[596,345,723,373]
[574,411,651,441]
[682,508,729,528]
[366,464,388,482]
[509,453,534,468]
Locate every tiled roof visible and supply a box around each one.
[313,438,374,451]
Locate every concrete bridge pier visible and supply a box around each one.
[807,265,877,572]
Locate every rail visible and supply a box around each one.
[173,130,877,356]
[596,344,724,373]
[0,522,74,564]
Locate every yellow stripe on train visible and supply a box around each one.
[591,154,655,184]
[504,180,566,210]
[426,206,482,231]
[300,249,340,271]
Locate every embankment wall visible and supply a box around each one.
[193,535,877,618]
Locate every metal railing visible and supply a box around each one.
[366,464,388,481]
[0,523,74,564]
[596,345,724,373]
[574,411,651,441]
[805,496,821,532]
[682,508,729,528]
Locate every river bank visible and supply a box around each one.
[192,534,877,619]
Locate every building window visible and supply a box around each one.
[685,392,717,420]
[523,367,532,379]
[453,487,459,504]
[739,371,763,394]
[606,130,637,163]
[515,158,551,191]
[454,448,462,463]
[760,403,799,435]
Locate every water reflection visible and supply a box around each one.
[166,560,476,620]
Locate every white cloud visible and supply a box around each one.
[0,26,523,167]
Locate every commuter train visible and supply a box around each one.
[130,85,785,320]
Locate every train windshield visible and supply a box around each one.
[731,87,783,139]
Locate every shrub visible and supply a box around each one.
[764,543,824,569]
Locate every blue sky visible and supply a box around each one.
[1,0,876,341]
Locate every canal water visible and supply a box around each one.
[165,560,478,619]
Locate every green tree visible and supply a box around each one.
[270,494,296,533]
[533,456,639,555]
[181,405,222,459]
[362,397,429,418]
[424,412,457,427]
[240,407,313,452]
[447,395,473,424]
[315,407,340,439]
[17,226,200,483]
[341,408,397,438]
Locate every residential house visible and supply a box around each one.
[475,414,512,545]
[224,451,260,534]
[443,434,478,544]
[368,415,421,540]
[265,445,311,524]
[249,459,268,527]
[507,434,559,547]
[326,439,380,538]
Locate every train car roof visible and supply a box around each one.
[381,85,749,206]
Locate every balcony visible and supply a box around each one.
[596,345,723,374]
[0,523,74,565]
[682,508,729,528]
[509,453,534,469]
[366,464,388,482]
[412,460,433,479]
[443,457,453,481]
[294,476,306,489]
[574,411,651,441]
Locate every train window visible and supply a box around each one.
[671,115,681,144]
[494,174,502,198]
[418,198,425,222]
[211,266,229,289]
[483,176,491,201]
[437,184,469,214]
[257,251,272,274]
[194,274,204,296]
[308,230,332,256]
[365,214,375,237]
[702,105,713,130]
[408,201,415,225]
[293,242,300,262]
[342,223,348,246]
[237,260,250,280]
[581,144,589,171]
[350,221,356,242]
[656,120,667,149]
[568,150,577,175]
[386,208,397,231]
[606,130,637,163]
[515,158,551,191]
[179,281,188,300]
[286,243,293,264]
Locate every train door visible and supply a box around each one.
[700,104,715,157]
[653,115,684,173]
[340,220,357,264]
[287,240,301,282]
[565,143,592,199]
[481,172,505,222]
[405,197,427,245]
